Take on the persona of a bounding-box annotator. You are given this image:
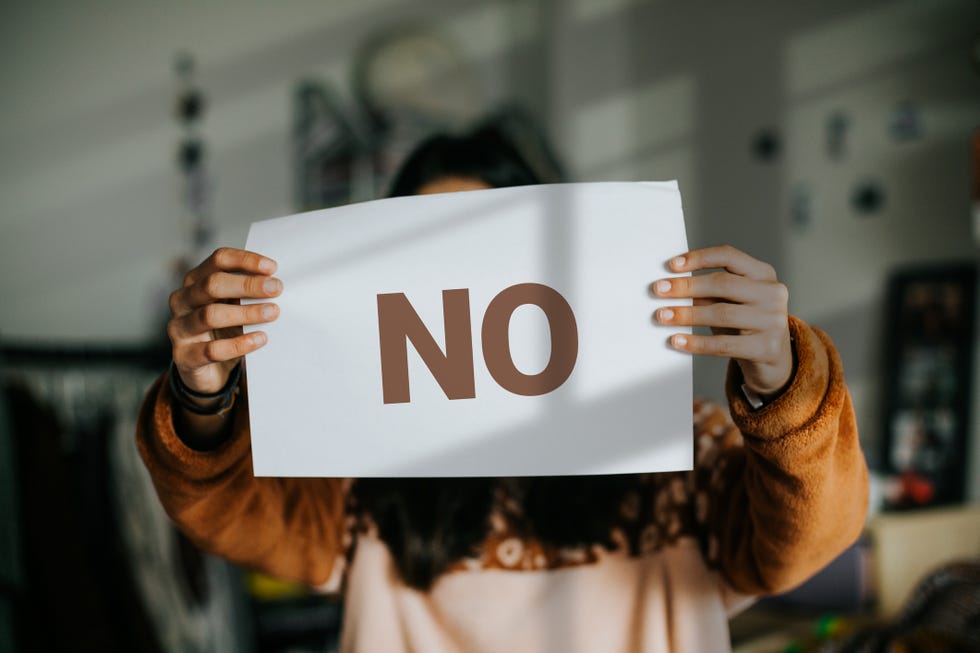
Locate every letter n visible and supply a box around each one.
[377,290,476,404]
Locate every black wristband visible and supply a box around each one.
[168,361,242,417]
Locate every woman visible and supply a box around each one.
[139,126,868,652]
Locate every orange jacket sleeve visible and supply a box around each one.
[135,373,348,588]
[703,315,869,595]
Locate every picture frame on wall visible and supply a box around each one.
[880,263,977,510]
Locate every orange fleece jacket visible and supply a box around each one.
[137,316,868,651]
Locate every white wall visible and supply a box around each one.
[1,0,523,343]
[780,1,980,469]
[2,0,979,490]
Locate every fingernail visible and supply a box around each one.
[672,335,687,348]
[656,280,671,294]
[672,256,686,269]
[261,304,276,319]
[252,333,267,346]
[659,308,674,322]
[259,258,276,273]
[264,278,281,294]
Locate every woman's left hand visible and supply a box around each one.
[651,245,793,399]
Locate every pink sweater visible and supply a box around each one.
[137,316,868,652]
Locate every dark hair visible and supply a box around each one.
[387,126,542,197]
[356,126,637,590]
[354,475,637,590]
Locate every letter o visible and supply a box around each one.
[481,283,578,396]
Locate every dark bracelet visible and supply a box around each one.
[168,361,242,417]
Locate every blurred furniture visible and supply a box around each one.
[0,343,252,653]
[731,503,980,651]
[866,503,980,616]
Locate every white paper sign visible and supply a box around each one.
[243,182,692,477]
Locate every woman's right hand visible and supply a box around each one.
[167,247,282,395]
